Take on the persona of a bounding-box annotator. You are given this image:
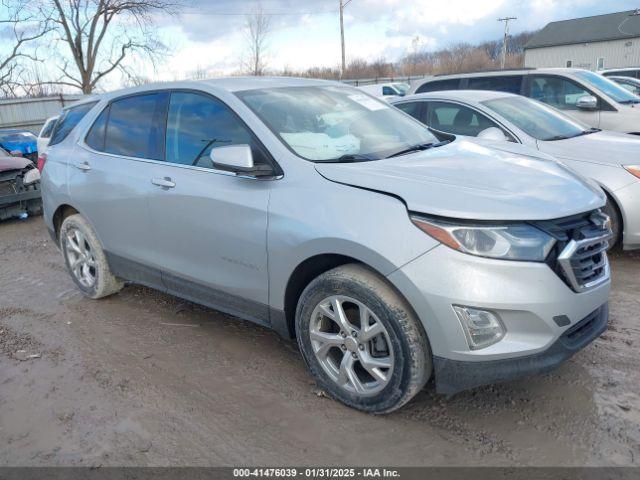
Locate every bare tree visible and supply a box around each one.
[42,0,177,93]
[243,4,271,76]
[0,0,50,96]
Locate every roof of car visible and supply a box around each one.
[397,90,516,103]
[93,76,339,103]
[427,68,589,81]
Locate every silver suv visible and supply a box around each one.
[41,78,612,413]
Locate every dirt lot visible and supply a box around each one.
[1,216,638,466]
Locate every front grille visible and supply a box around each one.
[533,210,611,292]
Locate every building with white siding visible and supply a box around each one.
[524,10,640,71]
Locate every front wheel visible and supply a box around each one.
[296,264,431,413]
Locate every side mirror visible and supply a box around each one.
[209,144,273,177]
[477,127,509,142]
[576,95,598,110]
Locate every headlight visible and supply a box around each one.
[411,215,556,261]
[623,165,640,179]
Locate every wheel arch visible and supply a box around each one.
[280,252,427,344]
[597,184,624,246]
[52,204,80,242]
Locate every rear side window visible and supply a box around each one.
[416,79,461,94]
[467,75,523,94]
[395,101,423,121]
[49,102,98,146]
[165,91,270,169]
[426,101,502,137]
[85,107,109,151]
[103,93,169,160]
[40,119,57,139]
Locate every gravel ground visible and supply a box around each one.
[0,216,638,466]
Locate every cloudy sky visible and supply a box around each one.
[148,0,638,80]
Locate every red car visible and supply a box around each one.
[0,148,42,221]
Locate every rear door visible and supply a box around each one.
[71,92,170,287]
[147,90,275,324]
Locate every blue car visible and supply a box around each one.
[0,129,38,163]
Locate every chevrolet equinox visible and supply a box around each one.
[41,78,612,413]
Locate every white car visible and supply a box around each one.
[37,116,58,155]
[409,68,640,134]
[608,76,640,96]
[356,82,409,98]
[392,90,640,250]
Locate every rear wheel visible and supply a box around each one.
[60,214,123,299]
[296,264,431,413]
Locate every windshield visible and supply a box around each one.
[483,96,591,141]
[573,71,640,103]
[237,86,438,161]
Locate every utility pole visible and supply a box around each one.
[340,0,353,78]
[498,16,517,69]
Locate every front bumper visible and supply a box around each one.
[387,244,610,392]
[434,303,608,394]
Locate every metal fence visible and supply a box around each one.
[0,94,84,134]
[340,75,430,86]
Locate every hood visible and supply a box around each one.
[315,139,605,221]
[538,131,640,167]
[0,155,32,172]
[0,137,37,155]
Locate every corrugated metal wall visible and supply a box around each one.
[524,38,640,70]
[0,95,84,134]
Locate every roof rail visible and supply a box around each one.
[434,67,537,77]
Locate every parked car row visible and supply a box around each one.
[39,75,615,413]
[409,68,640,134]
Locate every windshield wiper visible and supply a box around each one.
[618,99,640,105]
[574,127,601,137]
[546,134,570,141]
[387,140,450,158]
[325,153,375,163]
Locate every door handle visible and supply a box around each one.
[151,177,176,188]
[75,162,91,171]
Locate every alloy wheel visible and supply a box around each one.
[309,295,394,396]
[65,228,97,288]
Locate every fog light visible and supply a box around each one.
[453,306,505,350]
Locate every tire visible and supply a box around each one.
[296,264,431,414]
[59,214,124,299]
[602,198,622,250]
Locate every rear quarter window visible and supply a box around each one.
[415,79,461,94]
[49,102,98,146]
[467,75,523,94]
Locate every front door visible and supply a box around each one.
[147,91,275,324]
[528,75,601,128]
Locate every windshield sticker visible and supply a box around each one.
[281,132,360,160]
[348,94,388,111]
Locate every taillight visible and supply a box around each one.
[37,153,47,172]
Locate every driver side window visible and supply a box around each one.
[530,76,594,110]
[165,91,269,169]
[426,101,506,138]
